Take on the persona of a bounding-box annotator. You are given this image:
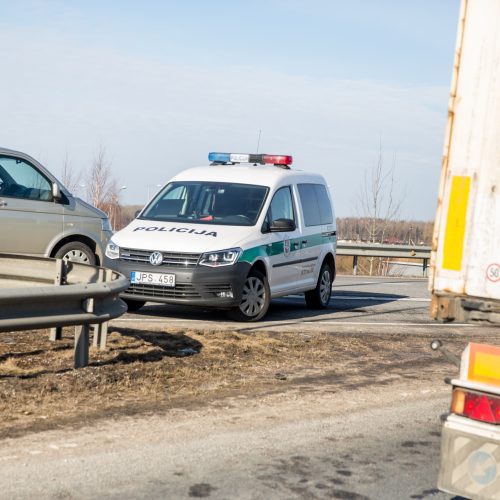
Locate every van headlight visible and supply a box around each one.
[101,218,112,232]
[199,248,241,267]
[105,240,120,259]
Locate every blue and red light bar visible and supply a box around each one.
[208,152,293,167]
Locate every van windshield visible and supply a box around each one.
[140,181,269,226]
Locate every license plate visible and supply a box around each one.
[130,271,176,287]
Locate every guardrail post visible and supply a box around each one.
[49,259,66,341]
[91,269,111,351]
[74,324,89,368]
[352,255,358,276]
[100,269,114,350]
[92,268,105,349]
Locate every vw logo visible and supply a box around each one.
[149,251,163,266]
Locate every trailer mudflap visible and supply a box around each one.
[439,418,500,499]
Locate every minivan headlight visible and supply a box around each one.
[199,248,241,267]
[105,240,120,259]
[101,218,112,232]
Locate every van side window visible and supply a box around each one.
[0,156,52,201]
[269,186,295,222]
[298,183,333,226]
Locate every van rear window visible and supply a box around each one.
[298,183,333,226]
[140,182,269,226]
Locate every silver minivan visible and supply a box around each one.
[0,147,112,264]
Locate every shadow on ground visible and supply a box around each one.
[131,290,408,325]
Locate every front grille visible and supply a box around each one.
[120,248,201,267]
[128,283,201,299]
[127,282,232,299]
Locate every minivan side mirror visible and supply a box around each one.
[52,183,62,202]
[270,218,296,232]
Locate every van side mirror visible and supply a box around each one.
[52,183,62,202]
[270,218,296,232]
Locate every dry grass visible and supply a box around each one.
[1,325,494,439]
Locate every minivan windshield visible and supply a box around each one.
[140,181,269,226]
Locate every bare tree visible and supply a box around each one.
[357,140,403,275]
[60,151,81,194]
[86,145,123,229]
[87,145,113,208]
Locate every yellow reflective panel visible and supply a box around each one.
[467,343,500,386]
[442,175,471,271]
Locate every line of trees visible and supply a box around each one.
[336,217,433,245]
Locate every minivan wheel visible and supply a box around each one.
[124,299,146,312]
[227,270,270,322]
[55,242,96,265]
[305,262,333,309]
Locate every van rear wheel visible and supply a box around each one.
[305,262,333,309]
[227,270,270,322]
[55,242,95,265]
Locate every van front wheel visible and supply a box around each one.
[227,270,270,322]
[305,263,333,309]
[54,242,96,265]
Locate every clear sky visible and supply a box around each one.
[1,0,460,219]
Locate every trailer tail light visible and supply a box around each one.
[451,388,500,424]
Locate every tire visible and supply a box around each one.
[305,262,333,309]
[124,299,146,312]
[227,269,270,322]
[54,242,96,265]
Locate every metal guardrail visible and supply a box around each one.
[336,242,431,276]
[0,254,128,368]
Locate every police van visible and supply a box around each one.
[105,152,337,321]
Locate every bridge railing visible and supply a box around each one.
[336,242,431,276]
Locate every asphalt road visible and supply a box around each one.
[2,276,498,499]
[114,275,468,334]
[0,386,452,500]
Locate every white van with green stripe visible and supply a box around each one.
[105,152,336,321]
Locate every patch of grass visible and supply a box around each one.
[1,325,498,439]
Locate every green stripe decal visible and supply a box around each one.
[238,232,336,264]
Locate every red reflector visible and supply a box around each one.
[470,396,496,423]
[262,154,293,165]
[461,391,500,424]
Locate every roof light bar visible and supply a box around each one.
[208,152,293,167]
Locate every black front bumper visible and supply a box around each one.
[104,257,251,308]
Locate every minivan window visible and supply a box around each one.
[269,186,295,223]
[298,183,333,226]
[0,156,53,201]
[140,181,269,226]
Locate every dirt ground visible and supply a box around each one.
[1,322,485,441]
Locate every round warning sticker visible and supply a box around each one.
[486,263,500,283]
[468,450,497,485]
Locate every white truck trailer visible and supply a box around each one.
[430,0,500,324]
[431,2,500,497]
